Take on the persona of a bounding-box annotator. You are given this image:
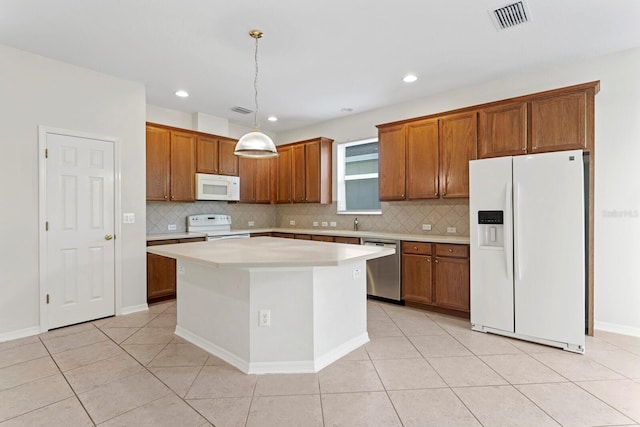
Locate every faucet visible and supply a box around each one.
[353,217,358,231]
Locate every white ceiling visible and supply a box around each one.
[1,0,639,133]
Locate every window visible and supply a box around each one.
[337,138,381,214]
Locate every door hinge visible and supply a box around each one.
[46,294,50,304]
[45,148,48,158]
[45,221,49,231]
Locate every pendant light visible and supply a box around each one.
[234,30,278,158]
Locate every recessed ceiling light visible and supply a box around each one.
[267,116,278,122]
[175,90,189,98]
[403,74,418,83]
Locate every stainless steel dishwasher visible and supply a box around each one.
[362,238,401,303]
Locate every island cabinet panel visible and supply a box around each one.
[530,90,588,153]
[439,112,477,198]
[378,124,406,201]
[478,101,528,158]
[402,241,470,318]
[238,157,272,204]
[146,126,171,201]
[406,119,439,199]
[276,146,293,203]
[196,135,239,176]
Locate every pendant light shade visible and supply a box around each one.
[235,30,278,158]
[234,131,277,158]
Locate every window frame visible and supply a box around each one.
[336,137,382,215]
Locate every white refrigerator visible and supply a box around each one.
[469,149,585,353]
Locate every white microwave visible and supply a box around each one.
[195,173,240,201]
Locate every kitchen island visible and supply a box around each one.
[146,236,394,374]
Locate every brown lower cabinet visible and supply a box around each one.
[146,236,206,303]
[402,241,470,318]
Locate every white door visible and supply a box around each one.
[45,132,115,329]
[469,156,514,333]
[513,150,585,349]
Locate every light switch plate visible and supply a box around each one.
[422,224,431,231]
[168,224,177,231]
[123,213,135,224]
[313,221,319,227]
[248,221,255,227]
[446,227,457,233]
[289,220,296,226]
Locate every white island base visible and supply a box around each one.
[175,259,368,374]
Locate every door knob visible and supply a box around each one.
[105,234,113,241]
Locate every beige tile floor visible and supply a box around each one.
[1,300,639,426]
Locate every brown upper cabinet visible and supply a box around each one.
[478,83,597,158]
[478,101,528,158]
[238,157,273,204]
[530,90,589,153]
[378,81,599,195]
[378,112,476,200]
[146,125,196,202]
[277,137,333,204]
[196,135,238,176]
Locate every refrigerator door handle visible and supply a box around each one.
[505,182,513,280]
[514,181,523,281]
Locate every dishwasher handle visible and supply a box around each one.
[363,241,398,249]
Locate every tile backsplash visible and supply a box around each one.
[147,198,469,236]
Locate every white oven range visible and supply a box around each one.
[186,214,250,241]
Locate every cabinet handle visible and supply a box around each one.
[413,246,418,250]
[448,248,453,253]
[435,259,439,263]
[163,195,168,199]
[170,195,174,200]
[427,258,431,263]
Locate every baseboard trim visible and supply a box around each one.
[120,303,149,316]
[0,326,41,343]
[595,321,640,338]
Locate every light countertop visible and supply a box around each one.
[146,228,470,245]
[146,236,395,268]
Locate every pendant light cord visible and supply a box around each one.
[253,35,260,130]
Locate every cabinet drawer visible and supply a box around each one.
[402,241,432,255]
[312,235,334,242]
[435,243,469,258]
[147,239,179,246]
[334,236,360,245]
[295,234,312,240]
[178,237,206,243]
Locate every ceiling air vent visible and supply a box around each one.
[230,106,253,115]
[490,1,531,30]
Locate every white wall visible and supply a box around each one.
[279,48,640,336]
[0,45,147,338]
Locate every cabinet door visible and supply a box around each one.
[406,119,439,199]
[254,158,272,203]
[304,141,321,203]
[147,253,176,300]
[311,235,334,242]
[530,91,587,153]
[478,101,527,158]
[238,157,256,202]
[218,138,239,176]
[146,126,170,201]
[402,254,433,304]
[196,135,219,174]
[378,124,406,200]
[291,144,306,202]
[169,131,196,201]
[439,112,477,198]
[434,256,470,312]
[276,146,292,203]
[334,236,360,245]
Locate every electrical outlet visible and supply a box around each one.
[168,224,177,231]
[123,213,135,224]
[353,268,361,279]
[313,221,319,227]
[289,220,296,226]
[447,227,457,233]
[178,265,185,275]
[259,309,271,327]
[330,221,337,227]
[422,224,431,231]
[322,221,328,227]
[248,221,255,227]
